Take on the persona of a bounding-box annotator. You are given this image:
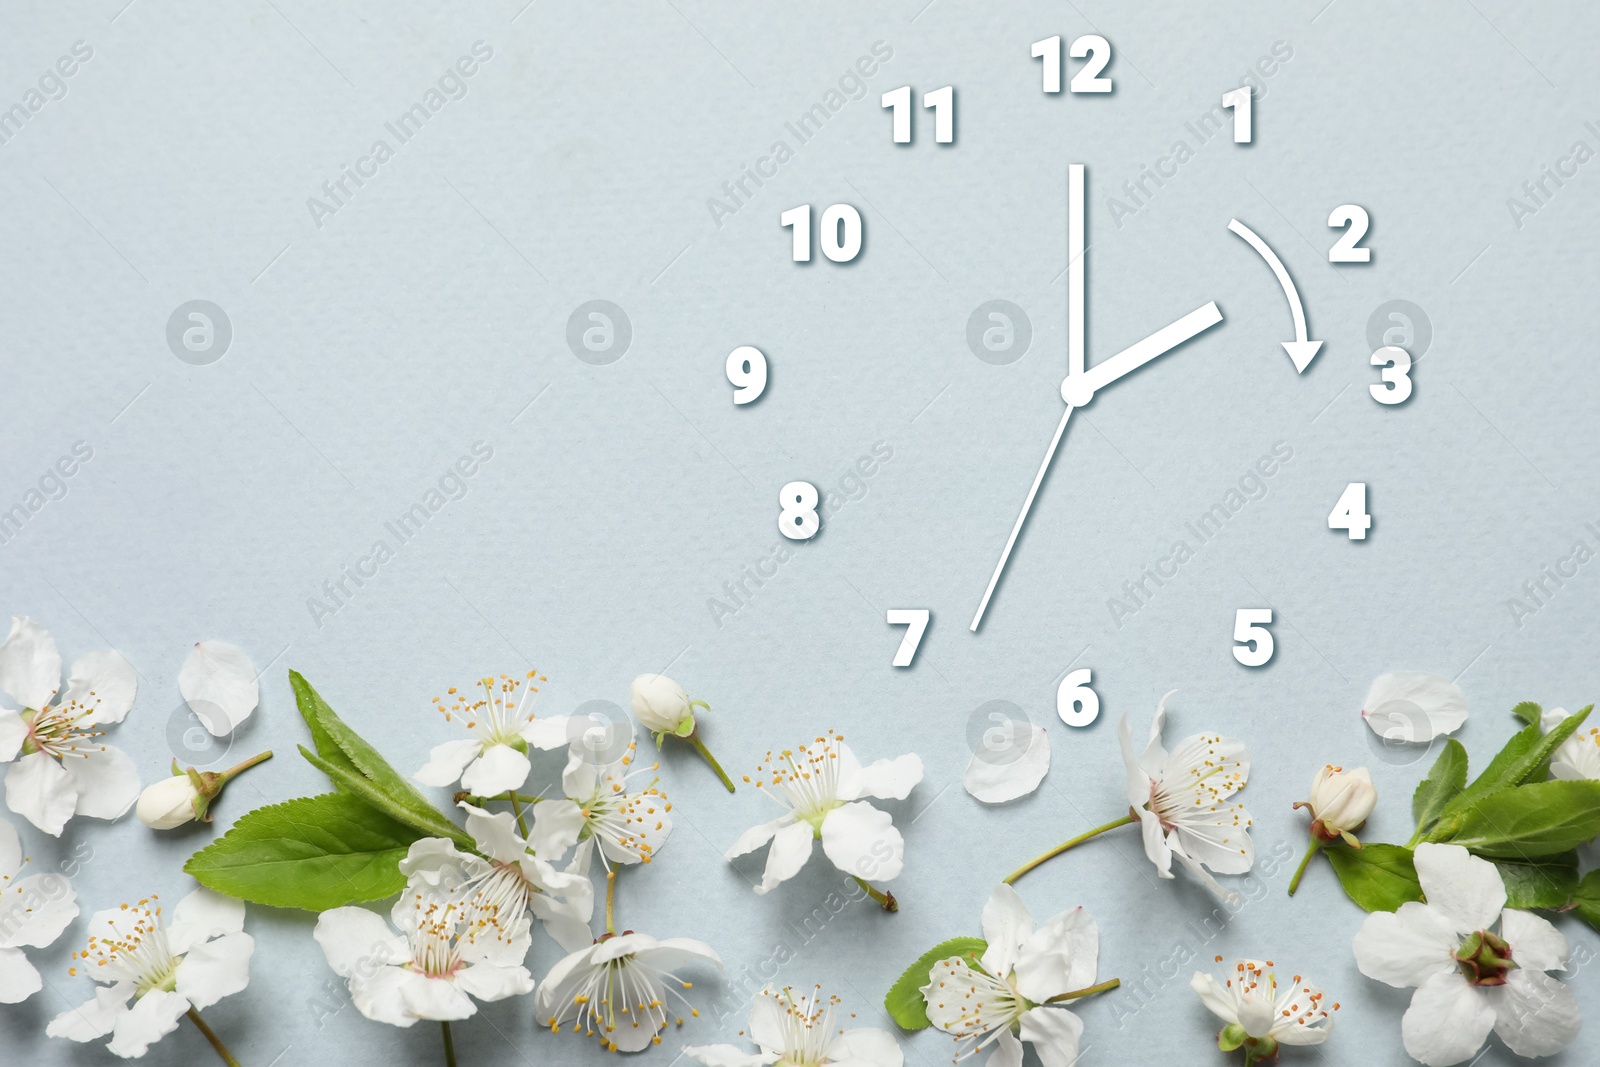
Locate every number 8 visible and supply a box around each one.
[778,481,820,540]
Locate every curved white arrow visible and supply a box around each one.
[1228,218,1322,373]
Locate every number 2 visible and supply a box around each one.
[887,609,930,666]
[1232,609,1274,667]
[1370,345,1413,404]
[1328,205,1371,262]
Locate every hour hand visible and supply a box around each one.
[1061,301,1223,407]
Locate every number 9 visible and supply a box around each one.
[726,346,768,405]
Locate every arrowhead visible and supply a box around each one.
[1281,340,1323,373]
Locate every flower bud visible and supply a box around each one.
[1298,764,1377,844]
[630,674,695,736]
[137,775,203,829]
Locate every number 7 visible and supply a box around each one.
[887,609,930,667]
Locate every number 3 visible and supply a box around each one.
[778,481,819,540]
[1370,345,1413,404]
[1232,609,1274,667]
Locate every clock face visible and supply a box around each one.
[5,5,1597,1066]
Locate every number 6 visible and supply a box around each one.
[1056,667,1099,727]
[1232,609,1274,667]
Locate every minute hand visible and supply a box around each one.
[1069,301,1223,402]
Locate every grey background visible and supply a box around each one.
[1,1,1597,1065]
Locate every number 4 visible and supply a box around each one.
[887,609,930,667]
[1329,482,1372,540]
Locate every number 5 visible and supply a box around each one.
[887,609,930,667]
[1232,609,1274,667]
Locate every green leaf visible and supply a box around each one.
[184,793,424,910]
[1493,852,1579,910]
[1411,739,1468,839]
[290,671,465,844]
[1571,869,1600,933]
[1437,706,1593,825]
[300,746,472,849]
[1430,779,1600,858]
[1324,842,1422,912]
[1511,701,1544,727]
[886,936,987,1030]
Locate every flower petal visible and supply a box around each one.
[453,960,534,1004]
[0,617,60,712]
[964,728,1049,804]
[1190,971,1240,1024]
[1168,842,1240,905]
[1015,906,1097,1003]
[0,872,77,948]
[0,945,41,1003]
[825,1027,903,1067]
[1159,733,1250,803]
[1400,972,1494,1067]
[755,821,815,894]
[1134,809,1173,877]
[634,936,723,974]
[725,815,794,860]
[920,956,993,1036]
[397,967,477,1021]
[1171,801,1255,875]
[987,1023,1025,1067]
[0,711,25,763]
[529,797,585,860]
[747,988,788,1052]
[175,889,248,941]
[978,883,1033,982]
[459,802,525,863]
[47,982,133,1041]
[1413,843,1504,933]
[683,1043,773,1067]
[62,744,139,821]
[1488,967,1581,1059]
[1018,1005,1084,1067]
[0,816,17,877]
[63,649,138,727]
[1500,907,1569,972]
[1118,711,1153,809]
[5,751,78,836]
[820,801,903,883]
[315,906,406,978]
[413,738,483,788]
[1362,671,1467,742]
[521,715,572,751]
[350,966,423,1027]
[460,743,531,797]
[851,750,924,801]
[108,986,189,1058]
[1353,900,1459,988]
[176,931,253,1010]
[177,641,257,734]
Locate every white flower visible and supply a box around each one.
[1539,707,1600,781]
[0,816,78,1003]
[1295,764,1377,844]
[135,776,201,830]
[0,616,139,836]
[537,930,722,1052]
[964,721,1050,805]
[685,985,902,1067]
[1353,843,1580,1066]
[177,641,258,736]
[414,671,570,796]
[562,744,673,874]
[1120,692,1253,903]
[726,731,921,895]
[630,674,696,736]
[48,888,253,1059]
[1191,958,1334,1054]
[315,880,534,1027]
[1362,671,1466,743]
[399,801,595,953]
[920,884,1100,1067]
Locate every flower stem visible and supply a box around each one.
[1045,977,1120,1003]
[1004,813,1138,884]
[510,795,529,838]
[685,732,736,792]
[185,1008,242,1067]
[853,876,898,912]
[441,1020,457,1067]
[1287,838,1323,896]
[605,869,617,934]
[220,750,273,780]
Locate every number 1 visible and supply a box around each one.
[923,85,953,143]
[882,85,911,143]
[1221,86,1252,143]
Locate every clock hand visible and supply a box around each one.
[1060,301,1223,407]
[970,403,1075,632]
[1068,164,1085,380]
